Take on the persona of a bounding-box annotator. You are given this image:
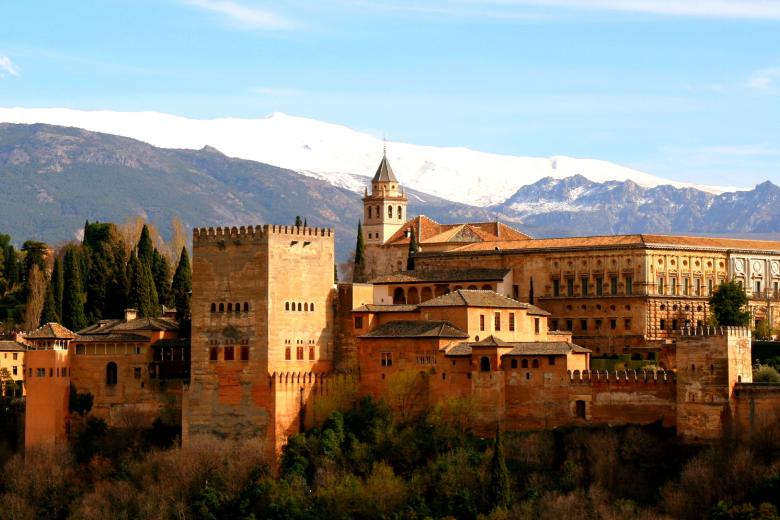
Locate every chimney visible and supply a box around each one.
[124,308,138,322]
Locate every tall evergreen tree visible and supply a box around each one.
[303,218,307,228]
[152,250,172,308]
[353,221,366,283]
[52,257,64,320]
[171,247,192,325]
[489,427,512,511]
[3,245,19,288]
[406,229,417,271]
[128,253,159,318]
[137,225,154,268]
[295,215,303,227]
[40,279,59,325]
[62,247,87,331]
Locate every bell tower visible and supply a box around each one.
[362,148,408,244]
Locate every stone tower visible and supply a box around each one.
[362,151,407,245]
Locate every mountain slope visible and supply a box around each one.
[0,107,738,207]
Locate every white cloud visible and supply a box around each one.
[0,55,19,78]
[748,67,780,89]
[184,0,297,30]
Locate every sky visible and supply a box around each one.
[0,0,779,187]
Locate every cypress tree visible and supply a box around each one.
[171,247,192,325]
[295,215,303,227]
[303,218,307,228]
[128,253,159,318]
[137,225,154,268]
[62,247,87,331]
[40,279,59,325]
[152,250,172,308]
[52,257,64,320]
[406,229,417,271]
[353,221,366,283]
[489,427,512,511]
[4,245,19,287]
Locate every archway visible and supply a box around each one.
[393,287,406,304]
[420,287,433,301]
[407,287,420,304]
[480,356,491,372]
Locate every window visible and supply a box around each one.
[509,313,515,331]
[521,359,529,368]
[624,319,632,330]
[659,319,666,331]
[513,284,519,299]
[76,344,86,355]
[494,312,501,331]
[296,346,304,360]
[285,347,291,360]
[36,368,45,377]
[695,279,701,296]
[244,302,249,312]
[227,303,233,313]
[211,303,216,313]
[381,352,392,367]
[304,303,309,312]
[625,276,633,295]
[534,318,540,334]
[566,319,573,331]
[658,277,665,295]
[532,359,539,368]
[388,205,393,218]
[106,362,118,385]
[580,319,588,331]
[368,206,372,219]
[596,277,604,296]
[575,400,586,419]
[219,303,224,312]
[480,356,491,372]
[397,206,402,220]
[11,353,16,360]
[298,303,302,311]
[310,303,315,312]
[610,319,617,330]
[670,277,677,296]
[134,367,141,379]
[610,276,618,296]
[708,279,714,296]
[548,356,556,366]
[683,278,689,296]
[354,316,364,329]
[755,280,762,295]
[240,346,249,361]
[775,281,780,297]
[550,319,559,330]
[224,346,235,361]
[595,319,602,329]
[12,366,17,376]
[672,319,678,330]
[479,315,485,331]
[553,279,560,297]
[567,278,574,297]
[581,277,589,296]
[309,347,315,360]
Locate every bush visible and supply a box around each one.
[754,365,780,383]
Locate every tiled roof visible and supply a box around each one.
[0,340,26,352]
[445,343,473,356]
[361,320,469,339]
[469,335,512,348]
[25,323,77,340]
[152,338,191,349]
[369,268,510,284]
[78,317,178,335]
[419,290,545,312]
[353,304,420,313]
[75,333,150,343]
[384,216,531,247]
[505,342,591,356]
[372,155,398,183]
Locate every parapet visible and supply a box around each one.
[568,369,675,384]
[193,224,333,243]
[678,326,751,338]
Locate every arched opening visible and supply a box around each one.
[532,359,540,368]
[421,287,433,301]
[218,303,224,312]
[210,303,216,313]
[453,285,463,291]
[575,400,586,419]
[285,302,289,311]
[244,302,249,312]
[407,287,420,304]
[393,287,406,304]
[521,359,528,368]
[304,303,309,311]
[106,362,118,385]
[467,285,478,290]
[482,284,492,291]
[310,303,315,312]
[480,356,491,372]
[227,303,233,312]
[297,303,302,311]
[397,206,403,220]
[511,359,517,369]
[434,285,448,297]
[388,206,393,218]
[368,206,372,219]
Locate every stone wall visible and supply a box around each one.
[24,349,70,449]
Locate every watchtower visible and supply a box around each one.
[362,151,407,245]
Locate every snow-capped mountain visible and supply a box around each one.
[0,107,737,207]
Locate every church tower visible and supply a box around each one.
[362,150,408,245]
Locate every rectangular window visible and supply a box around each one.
[285,347,291,360]
[659,319,666,331]
[581,277,589,296]
[755,280,762,295]
[596,277,603,296]
[548,356,556,366]
[76,344,85,355]
[550,319,559,330]
[708,279,714,296]
[509,313,515,331]
[49,368,53,377]
[566,319,573,331]
[354,316,363,329]
[683,278,689,296]
[567,278,574,297]
[240,346,249,361]
[610,276,618,296]
[553,279,560,297]
[134,367,141,379]
[36,368,45,377]
[381,352,392,367]
[624,319,631,330]
[12,366,17,376]
[658,277,665,295]
[580,319,588,331]
[775,281,779,297]
[308,346,315,360]
[610,319,617,330]
[479,314,485,331]
[296,346,304,360]
[672,319,678,330]
[494,312,501,331]
[534,318,540,334]
[28,368,31,377]
[513,284,519,300]
[625,276,633,296]
[671,277,677,296]
[224,346,234,361]
[695,278,701,296]
[12,353,17,360]
[595,319,602,330]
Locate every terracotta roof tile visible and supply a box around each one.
[445,340,590,357]
[75,333,150,343]
[353,304,419,313]
[419,289,541,311]
[78,317,178,335]
[0,340,26,351]
[25,323,78,340]
[369,268,510,284]
[361,320,469,339]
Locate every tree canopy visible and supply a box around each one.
[709,280,751,327]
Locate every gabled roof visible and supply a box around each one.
[78,316,178,335]
[369,268,510,284]
[76,333,150,343]
[469,335,512,348]
[372,155,398,183]
[360,320,469,339]
[0,340,26,352]
[418,290,550,314]
[353,304,420,313]
[383,216,531,247]
[444,340,590,357]
[25,323,77,340]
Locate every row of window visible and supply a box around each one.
[28,367,69,377]
[478,312,541,334]
[659,318,702,331]
[658,277,715,296]
[209,345,251,361]
[734,279,780,296]
[2,353,19,360]
[551,318,631,332]
[210,302,251,313]
[285,346,316,361]
[75,344,143,355]
[366,205,403,220]
[284,301,315,312]
[377,353,555,371]
[553,276,632,297]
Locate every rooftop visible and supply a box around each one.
[75,333,151,343]
[445,340,590,357]
[371,154,398,183]
[369,268,510,284]
[360,320,469,339]
[25,323,78,340]
[384,215,531,247]
[78,316,178,335]
[418,290,550,315]
[0,340,26,352]
[353,304,419,313]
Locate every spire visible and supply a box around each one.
[371,152,398,183]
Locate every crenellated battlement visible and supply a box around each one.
[567,369,675,384]
[678,326,751,338]
[193,224,333,243]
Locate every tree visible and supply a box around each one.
[62,247,87,331]
[152,250,172,308]
[22,265,46,330]
[295,216,303,227]
[406,229,417,271]
[51,257,64,320]
[137,225,154,268]
[171,247,192,324]
[353,221,366,283]
[21,240,48,283]
[40,278,60,325]
[128,252,159,318]
[303,218,307,228]
[488,427,512,511]
[710,281,750,327]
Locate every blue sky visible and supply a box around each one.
[1,0,779,187]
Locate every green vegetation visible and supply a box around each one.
[753,364,780,383]
[710,281,751,327]
[353,220,366,283]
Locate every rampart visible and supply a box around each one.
[193,225,333,242]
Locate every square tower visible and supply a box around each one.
[184,225,335,452]
[362,153,408,245]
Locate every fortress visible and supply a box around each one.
[21,154,780,458]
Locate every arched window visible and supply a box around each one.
[388,206,393,218]
[368,206,372,219]
[511,359,517,369]
[310,303,315,312]
[407,287,420,304]
[393,287,406,304]
[285,302,290,311]
[467,285,478,290]
[219,303,224,312]
[376,205,380,218]
[235,303,240,313]
[210,303,216,313]
[421,287,433,301]
[304,303,309,312]
[106,362,118,385]
[521,359,528,368]
[291,302,295,311]
[480,356,491,372]
[227,303,233,312]
[298,303,302,311]
[309,347,315,360]
[397,206,402,220]
[482,284,492,290]
[532,359,540,368]
[244,302,249,312]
